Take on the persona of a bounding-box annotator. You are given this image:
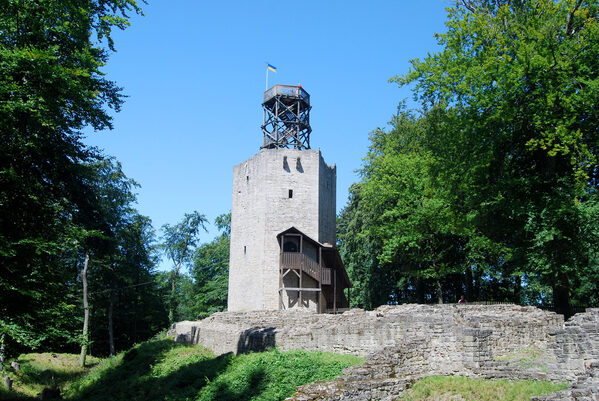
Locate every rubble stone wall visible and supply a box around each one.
[170,305,599,400]
[171,304,561,358]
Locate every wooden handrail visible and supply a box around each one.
[281,252,328,283]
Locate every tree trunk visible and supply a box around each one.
[108,286,115,356]
[79,253,90,367]
[169,263,181,324]
[513,274,522,304]
[133,276,139,344]
[432,261,443,304]
[553,272,572,319]
[415,277,425,304]
[465,266,474,302]
[473,266,482,301]
[0,334,5,365]
[435,277,443,304]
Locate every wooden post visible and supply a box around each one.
[279,244,283,310]
[299,269,303,308]
[299,235,304,308]
[318,247,322,313]
[333,268,337,314]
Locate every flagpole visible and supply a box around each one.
[266,67,269,90]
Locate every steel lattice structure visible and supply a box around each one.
[261,85,311,150]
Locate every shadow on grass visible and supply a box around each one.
[69,341,234,401]
[202,366,268,401]
[16,363,88,388]
[0,386,37,401]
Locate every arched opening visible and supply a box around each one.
[283,240,298,252]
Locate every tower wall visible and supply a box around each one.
[228,148,336,311]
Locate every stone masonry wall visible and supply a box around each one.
[171,305,599,400]
[288,308,599,401]
[228,149,336,312]
[171,304,561,360]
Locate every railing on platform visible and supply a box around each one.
[264,85,310,103]
[281,252,330,284]
[321,268,331,285]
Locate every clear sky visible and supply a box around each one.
[84,0,450,269]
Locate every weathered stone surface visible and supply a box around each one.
[531,364,599,401]
[228,149,336,312]
[171,304,562,357]
[170,305,599,400]
[3,375,13,391]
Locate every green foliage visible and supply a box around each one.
[393,0,599,315]
[161,211,208,323]
[338,184,387,309]
[190,213,231,319]
[3,343,569,401]
[340,0,599,313]
[0,0,144,357]
[400,375,568,401]
[3,352,101,399]
[361,110,462,304]
[61,338,363,401]
[198,349,363,401]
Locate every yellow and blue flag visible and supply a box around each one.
[267,64,277,73]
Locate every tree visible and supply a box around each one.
[337,184,389,309]
[189,213,231,319]
[161,212,208,323]
[361,111,461,304]
[394,0,599,315]
[0,0,143,356]
[339,110,481,307]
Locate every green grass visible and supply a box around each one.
[400,375,568,401]
[493,346,550,371]
[1,336,364,401]
[197,349,363,401]
[1,352,101,400]
[2,341,571,401]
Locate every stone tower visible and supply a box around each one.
[227,85,351,313]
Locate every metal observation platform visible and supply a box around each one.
[261,85,312,150]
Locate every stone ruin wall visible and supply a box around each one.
[170,305,599,401]
[289,307,599,401]
[172,304,562,358]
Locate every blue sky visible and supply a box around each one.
[84,1,450,269]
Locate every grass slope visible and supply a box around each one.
[1,336,363,401]
[0,353,102,400]
[401,376,568,401]
[1,338,570,401]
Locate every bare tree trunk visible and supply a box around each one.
[465,266,474,302]
[553,272,572,319]
[108,286,115,356]
[432,260,443,304]
[79,253,90,367]
[435,277,443,304]
[169,263,181,324]
[133,271,139,343]
[415,277,425,304]
[0,334,5,365]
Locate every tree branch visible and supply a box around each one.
[565,0,583,36]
